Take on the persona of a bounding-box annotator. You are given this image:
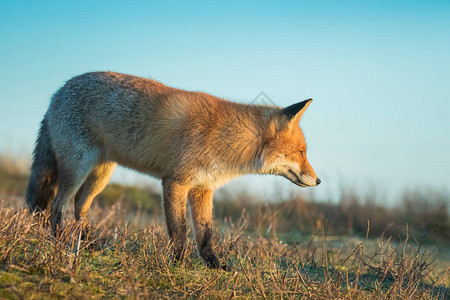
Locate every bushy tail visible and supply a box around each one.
[26,117,58,213]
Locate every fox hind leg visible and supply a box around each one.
[74,161,117,224]
[188,187,221,269]
[51,150,99,233]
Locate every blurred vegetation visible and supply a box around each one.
[0,155,28,196]
[0,154,449,244]
[213,188,450,244]
[96,183,161,213]
[0,154,449,298]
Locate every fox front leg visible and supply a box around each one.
[188,187,223,269]
[162,179,189,262]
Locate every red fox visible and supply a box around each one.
[26,71,320,268]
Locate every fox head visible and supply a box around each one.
[259,99,320,187]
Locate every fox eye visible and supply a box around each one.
[299,150,304,157]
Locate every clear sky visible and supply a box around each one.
[1,0,449,203]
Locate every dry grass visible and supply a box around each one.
[0,155,449,298]
[0,199,448,299]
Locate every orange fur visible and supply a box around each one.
[26,71,320,268]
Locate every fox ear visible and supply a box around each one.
[282,99,313,121]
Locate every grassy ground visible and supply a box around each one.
[0,156,449,298]
[0,200,448,299]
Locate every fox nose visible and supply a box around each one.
[316,178,321,185]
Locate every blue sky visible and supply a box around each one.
[1,0,449,202]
